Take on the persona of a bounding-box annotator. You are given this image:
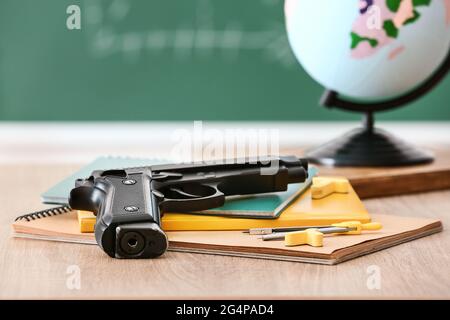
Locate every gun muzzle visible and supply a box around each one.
[287,166,308,183]
[280,156,309,183]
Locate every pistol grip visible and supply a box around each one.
[69,170,168,259]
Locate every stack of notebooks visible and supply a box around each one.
[11,157,443,265]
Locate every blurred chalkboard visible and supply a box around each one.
[0,0,449,121]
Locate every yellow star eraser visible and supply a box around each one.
[311,177,350,200]
[284,229,324,247]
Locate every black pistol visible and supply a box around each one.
[68,156,308,259]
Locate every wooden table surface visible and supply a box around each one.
[1,164,449,299]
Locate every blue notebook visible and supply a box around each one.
[41,156,317,219]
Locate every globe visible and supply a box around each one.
[285,0,450,99]
[284,0,450,167]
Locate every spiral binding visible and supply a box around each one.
[14,206,72,222]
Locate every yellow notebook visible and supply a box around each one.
[78,177,370,231]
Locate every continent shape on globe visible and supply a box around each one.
[284,0,450,98]
[352,0,450,59]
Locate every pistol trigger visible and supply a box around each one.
[169,187,202,199]
[152,190,165,199]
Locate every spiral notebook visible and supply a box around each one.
[11,207,443,265]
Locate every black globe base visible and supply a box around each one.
[306,113,434,167]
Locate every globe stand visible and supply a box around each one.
[307,109,434,166]
[306,48,450,167]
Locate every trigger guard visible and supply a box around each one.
[159,184,224,213]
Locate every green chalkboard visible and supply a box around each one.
[0,0,449,121]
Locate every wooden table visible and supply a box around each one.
[1,164,449,299]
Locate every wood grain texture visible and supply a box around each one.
[283,145,450,198]
[0,164,449,299]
